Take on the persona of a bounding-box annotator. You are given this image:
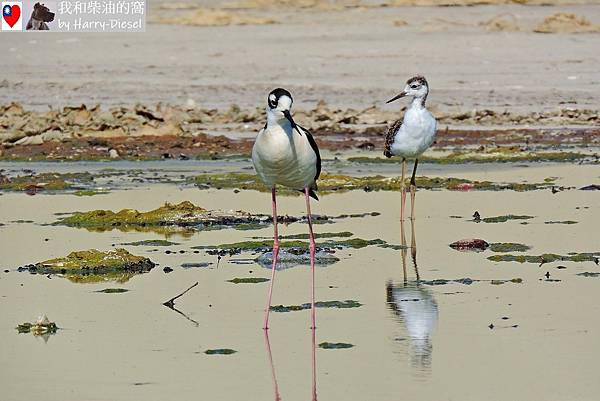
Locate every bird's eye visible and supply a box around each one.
[410,85,419,89]
[268,94,277,109]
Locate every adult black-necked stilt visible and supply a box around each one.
[384,76,437,221]
[252,88,321,330]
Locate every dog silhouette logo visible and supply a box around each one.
[26,2,54,30]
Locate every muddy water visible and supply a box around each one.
[1,162,599,401]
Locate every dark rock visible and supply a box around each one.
[449,239,489,251]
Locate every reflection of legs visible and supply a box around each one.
[305,188,316,330]
[410,159,419,220]
[400,158,407,221]
[263,187,279,330]
[263,331,281,401]
[410,218,419,282]
[400,218,407,284]
[311,328,318,401]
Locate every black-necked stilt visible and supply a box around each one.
[252,88,321,330]
[383,76,437,221]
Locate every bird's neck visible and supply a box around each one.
[409,95,428,110]
[266,109,292,130]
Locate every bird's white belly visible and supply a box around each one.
[252,126,317,189]
[391,109,437,158]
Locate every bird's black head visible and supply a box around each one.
[267,88,293,110]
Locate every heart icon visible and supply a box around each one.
[3,4,21,28]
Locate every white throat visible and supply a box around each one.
[266,108,292,129]
[409,96,427,110]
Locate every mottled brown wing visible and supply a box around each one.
[383,119,402,158]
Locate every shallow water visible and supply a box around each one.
[1,162,599,401]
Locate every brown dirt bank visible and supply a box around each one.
[1,102,599,159]
[1,102,599,160]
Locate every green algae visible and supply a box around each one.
[270,300,362,312]
[121,239,180,247]
[192,172,552,194]
[481,215,535,223]
[181,262,211,269]
[55,201,270,235]
[488,253,600,264]
[319,342,354,349]
[489,243,531,253]
[200,238,386,253]
[73,189,110,196]
[35,248,154,271]
[347,149,588,164]
[577,272,600,277]
[227,277,270,284]
[25,249,155,283]
[267,231,354,240]
[204,349,237,355]
[57,201,208,226]
[420,277,522,286]
[0,172,94,192]
[544,221,578,225]
[95,288,129,293]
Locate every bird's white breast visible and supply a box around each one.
[252,122,317,190]
[391,107,437,158]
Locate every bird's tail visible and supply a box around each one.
[299,188,319,201]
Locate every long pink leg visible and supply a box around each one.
[263,187,280,330]
[305,188,316,330]
[409,159,419,221]
[263,330,281,401]
[400,158,407,222]
[311,327,318,400]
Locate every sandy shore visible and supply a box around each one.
[2,3,600,115]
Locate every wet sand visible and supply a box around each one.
[1,162,599,401]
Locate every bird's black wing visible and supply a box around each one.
[384,119,402,158]
[298,124,321,201]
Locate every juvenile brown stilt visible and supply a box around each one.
[383,76,437,221]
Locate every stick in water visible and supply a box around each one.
[163,282,199,309]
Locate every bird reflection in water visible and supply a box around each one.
[386,219,438,372]
[263,328,318,400]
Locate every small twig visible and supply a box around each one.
[163,282,198,309]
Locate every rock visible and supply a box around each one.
[41,130,71,142]
[108,148,119,159]
[449,239,489,251]
[534,13,600,34]
[580,184,600,191]
[16,315,58,335]
[481,14,519,32]
[134,122,184,137]
[14,134,44,146]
